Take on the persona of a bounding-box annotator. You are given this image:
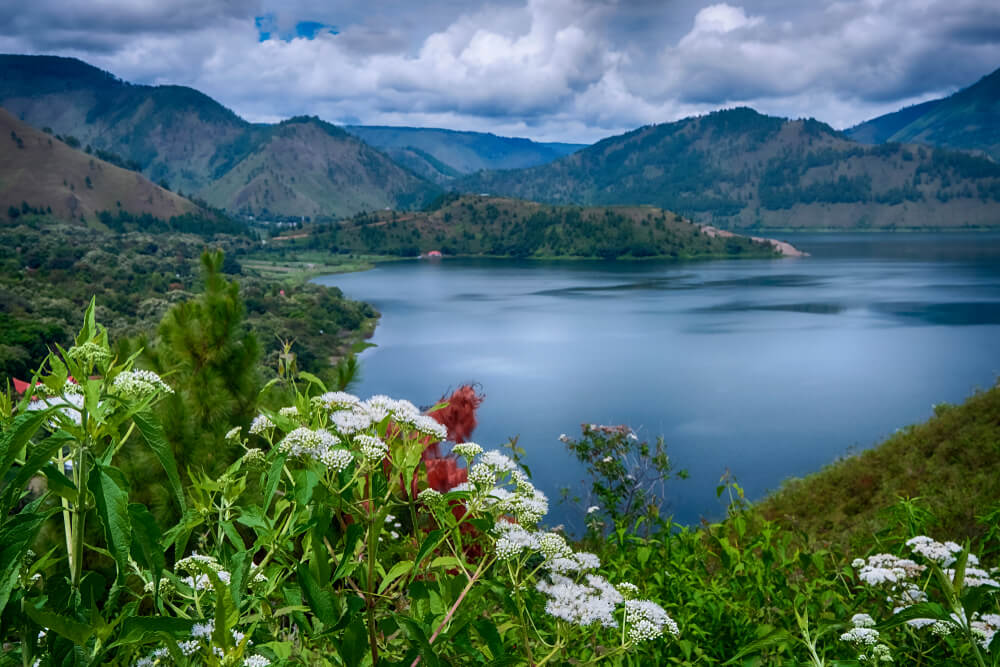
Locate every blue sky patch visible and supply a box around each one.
[255,14,338,42]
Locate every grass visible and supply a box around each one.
[241,253,400,281]
[760,380,1000,552]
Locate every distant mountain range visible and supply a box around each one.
[344,126,584,184]
[847,67,1000,162]
[1,54,998,229]
[458,107,1000,230]
[0,107,197,223]
[0,55,582,218]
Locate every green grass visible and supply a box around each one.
[760,380,1000,552]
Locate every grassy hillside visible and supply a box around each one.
[270,193,788,260]
[346,125,585,180]
[847,66,1000,161]
[201,117,439,218]
[760,381,1000,551]
[457,107,1000,230]
[0,107,196,222]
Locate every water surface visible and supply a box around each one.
[315,233,1000,529]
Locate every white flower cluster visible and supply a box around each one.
[355,434,389,463]
[314,391,361,410]
[906,536,963,566]
[840,627,879,647]
[452,442,483,459]
[26,393,85,425]
[536,573,623,628]
[324,394,448,441]
[112,370,173,398]
[278,406,299,418]
[176,553,231,591]
[851,613,876,628]
[134,620,271,667]
[625,599,679,642]
[852,553,925,586]
[276,427,354,471]
[249,414,274,435]
[67,341,112,368]
[973,613,1000,651]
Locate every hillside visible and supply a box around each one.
[847,66,1000,161]
[0,55,438,218]
[345,125,585,182]
[272,193,790,260]
[0,107,196,223]
[456,107,1000,230]
[761,381,1000,552]
[201,117,439,218]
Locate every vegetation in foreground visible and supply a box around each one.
[0,300,997,665]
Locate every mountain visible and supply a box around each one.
[457,107,1000,230]
[200,117,439,218]
[846,67,1000,161]
[0,54,437,217]
[276,193,797,260]
[0,106,197,223]
[345,125,585,183]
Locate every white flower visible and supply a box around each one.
[319,447,354,472]
[468,463,497,490]
[191,621,214,639]
[587,505,600,514]
[478,450,517,474]
[112,370,173,397]
[452,442,483,459]
[853,553,924,586]
[906,536,963,566]
[851,613,876,628]
[330,409,373,435]
[617,582,639,598]
[244,657,271,667]
[315,391,360,410]
[840,627,879,647]
[355,434,388,463]
[278,406,299,418]
[26,392,85,425]
[536,573,620,628]
[624,599,678,641]
[225,426,242,442]
[249,414,274,435]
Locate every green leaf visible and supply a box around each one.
[378,560,414,594]
[474,619,504,659]
[40,463,78,504]
[132,411,185,513]
[297,562,338,627]
[397,617,442,667]
[88,464,132,582]
[24,604,94,646]
[76,297,97,346]
[415,529,445,568]
[297,371,327,393]
[429,556,460,570]
[263,452,288,512]
[722,627,794,664]
[331,523,364,583]
[208,568,236,652]
[128,504,164,595]
[340,615,368,667]
[115,616,196,645]
[0,505,55,614]
[0,409,52,482]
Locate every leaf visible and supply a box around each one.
[877,602,950,629]
[76,297,97,346]
[429,556,460,570]
[474,619,504,659]
[132,411,185,513]
[0,409,52,482]
[263,452,288,512]
[378,560,414,594]
[297,562,338,627]
[331,523,364,583]
[24,604,94,646]
[0,506,55,614]
[39,463,78,504]
[208,568,236,652]
[297,371,327,393]
[397,617,442,667]
[88,464,132,582]
[415,529,445,568]
[340,615,369,667]
[722,628,794,664]
[128,504,164,596]
[115,616,195,645]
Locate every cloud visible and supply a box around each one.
[0,0,998,142]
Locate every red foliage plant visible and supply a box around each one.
[422,385,483,492]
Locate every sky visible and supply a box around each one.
[1,0,998,143]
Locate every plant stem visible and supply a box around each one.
[70,431,89,589]
[410,558,489,667]
[365,473,379,666]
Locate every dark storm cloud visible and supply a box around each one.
[0,0,997,142]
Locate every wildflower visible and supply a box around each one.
[478,450,517,473]
[412,414,448,440]
[539,532,572,559]
[468,463,497,490]
[315,391,360,410]
[536,573,620,628]
[624,599,678,641]
[66,341,111,368]
[355,434,388,463]
[930,620,954,636]
[906,536,963,566]
[112,370,173,397]
[278,406,299,418]
[452,442,483,459]
[249,414,274,435]
[319,447,354,472]
[26,392,84,425]
[330,409,373,435]
[587,505,600,514]
[853,553,924,586]
[851,613,876,628]
[225,426,242,442]
[242,448,267,469]
[417,488,444,508]
[244,657,271,667]
[943,565,999,588]
[871,644,893,662]
[840,627,879,647]
[143,577,175,597]
[617,582,639,599]
[191,621,214,639]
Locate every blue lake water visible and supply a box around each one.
[315,233,1000,530]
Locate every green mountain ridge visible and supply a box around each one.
[345,125,585,182]
[847,66,1000,161]
[456,107,1000,230]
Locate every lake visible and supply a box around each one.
[314,233,1000,530]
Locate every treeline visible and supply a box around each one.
[0,218,375,385]
[95,208,249,237]
[269,197,777,260]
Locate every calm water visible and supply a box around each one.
[315,233,1000,529]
